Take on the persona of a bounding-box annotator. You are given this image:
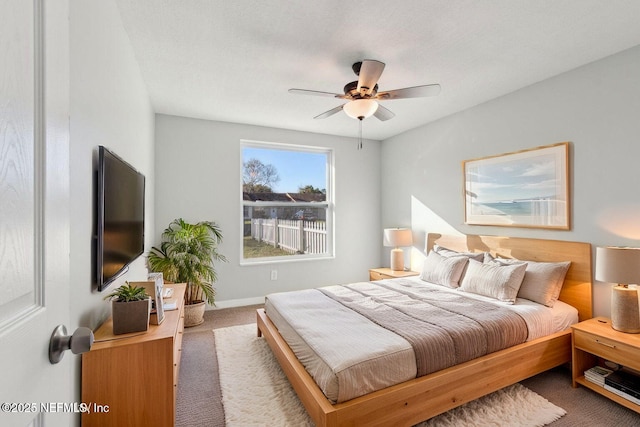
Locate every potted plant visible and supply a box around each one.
[147,218,226,327]
[104,282,151,335]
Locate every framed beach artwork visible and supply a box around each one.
[463,142,570,229]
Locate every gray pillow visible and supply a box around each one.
[487,257,571,307]
[419,250,469,288]
[459,259,527,304]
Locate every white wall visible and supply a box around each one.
[69,0,154,407]
[154,115,381,306]
[381,45,640,318]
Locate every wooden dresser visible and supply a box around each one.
[81,283,186,426]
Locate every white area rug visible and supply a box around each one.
[214,324,566,427]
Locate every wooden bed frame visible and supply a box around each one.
[256,233,592,426]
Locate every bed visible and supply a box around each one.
[256,233,592,426]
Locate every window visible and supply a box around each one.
[241,140,333,263]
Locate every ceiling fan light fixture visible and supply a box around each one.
[343,99,378,120]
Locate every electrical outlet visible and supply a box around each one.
[270,270,278,280]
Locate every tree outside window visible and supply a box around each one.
[241,141,333,262]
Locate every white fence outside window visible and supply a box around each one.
[250,218,326,255]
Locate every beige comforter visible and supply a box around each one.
[265,279,529,403]
[318,280,527,376]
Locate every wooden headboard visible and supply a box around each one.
[426,233,593,321]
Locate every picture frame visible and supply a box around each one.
[463,142,570,229]
[133,274,165,325]
[149,273,165,325]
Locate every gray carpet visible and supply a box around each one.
[176,306,640,426]
[522,367,640,426]
[175,305,262,427]
[175,330,224,426]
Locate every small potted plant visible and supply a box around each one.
[104,282,151,334]
[148,218,226,327]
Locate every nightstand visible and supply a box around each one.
[572,317,640,414]
[369,267,419,281]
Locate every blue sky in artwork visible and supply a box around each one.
[243,146,327,193]
[467,153,559,203]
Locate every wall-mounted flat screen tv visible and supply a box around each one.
[96,146,145,291]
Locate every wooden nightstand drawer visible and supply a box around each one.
[370,270,390,281]
[574,329,640,371]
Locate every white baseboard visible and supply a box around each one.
[207,296,265,310]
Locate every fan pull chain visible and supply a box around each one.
[358,117,363,150]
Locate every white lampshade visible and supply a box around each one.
[596,246,640,285]
[383,228,413,248]
[596,246,640,333]
[343,99,378,120]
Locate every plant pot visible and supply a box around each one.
[112,298,151,335]
[184,300,206,327]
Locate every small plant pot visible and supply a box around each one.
[112,298,151,335]
[184,300,206,327]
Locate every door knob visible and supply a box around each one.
[49,325,94,364]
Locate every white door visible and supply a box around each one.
[0,1,72,426]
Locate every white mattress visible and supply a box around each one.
[264,277,578,404]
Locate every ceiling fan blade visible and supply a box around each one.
[357,60,385,96]
[374,104,395,121]
[376,84,441,100]
[313,104,344,119]
[289,88,347,98]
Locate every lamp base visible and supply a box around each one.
[390,248,404,272]
[611,285,640,333]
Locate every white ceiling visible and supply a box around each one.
[115,0,640,141]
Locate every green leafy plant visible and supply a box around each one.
[147,218,226,306]
[104,282,148,302]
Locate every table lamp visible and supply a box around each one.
[595,246,640,333]
[383,228,413,272]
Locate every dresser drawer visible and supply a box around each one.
[574,329,640,370]
[174,310,184,362]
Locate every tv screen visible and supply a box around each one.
[96,146,145,291]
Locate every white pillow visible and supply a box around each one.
[486,257,571,307]
[459,259,527,304]
[434,245,485,262]
[419,250,469,288]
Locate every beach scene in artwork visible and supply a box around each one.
[464,145,567,227]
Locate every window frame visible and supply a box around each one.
[240,140,335,265]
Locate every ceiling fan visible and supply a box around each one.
[289,59,441,122]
